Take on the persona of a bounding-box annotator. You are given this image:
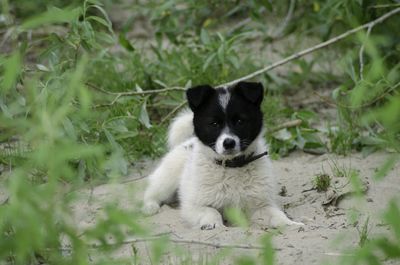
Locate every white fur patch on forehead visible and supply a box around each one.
[218,88,231,110]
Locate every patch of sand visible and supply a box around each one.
[72,151,400,264]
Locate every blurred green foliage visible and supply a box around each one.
[0,0,399,264]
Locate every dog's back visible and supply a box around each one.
[142,109,194,215]
[167,109,194,149]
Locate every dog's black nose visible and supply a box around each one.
[223,138,236,150]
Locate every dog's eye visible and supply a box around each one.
[233,117,245,125]
[210,121,222,127]
[211,122,219,127]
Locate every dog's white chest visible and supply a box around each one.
[191,162,267,210]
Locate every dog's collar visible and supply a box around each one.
[215,151,268,168]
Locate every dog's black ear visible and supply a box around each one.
[186,85,215,111]
[234,81,264,105]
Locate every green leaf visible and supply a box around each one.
[260,234,275,265]
[36,64,50,72]
[260,0,273,11]
[0,97,12,118]
[184,80,192,89]
[349,170,363,197]
[374,155,399,180]
[200,28,211,45]
[295,110,316,120]
[104,128,120,150]
[96,31,115,44]
[87,15,111,30]
[135,84,143,92]
[217,44,225,62]
[273,129,292,141]
[384,201,400,242]
[139,101,152,128]
[150,236,169,264]
[154,79,168,88]
[87,3,113,33]
[63,117,77,140]
[228,56,240,69]
[235,256,257,265]
[1,51,21,92]
[376,239,400,258]
[202,53,216,72]
[224,207,249,227]
[119,33,135,52]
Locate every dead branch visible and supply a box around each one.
[60,233,271,251]
[92,94,122,108]
[160,101,187,125]
[86,83,186,96]
[88,236,267,250]
[87,82,185,108]
[324,252,355,257]
[219,7,400,88]
[268,119,302,133]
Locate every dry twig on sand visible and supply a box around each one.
[88,236,268,250]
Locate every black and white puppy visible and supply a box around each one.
[143,82,303,229]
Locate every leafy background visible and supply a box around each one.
[0,0,399,264]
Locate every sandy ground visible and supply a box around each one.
[71,150,400,265]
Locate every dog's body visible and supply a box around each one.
[143,82,302,229]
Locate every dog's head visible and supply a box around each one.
[186,82,264,156]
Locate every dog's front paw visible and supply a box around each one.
[268,209,304,228]
[288,220,305,226]
[142,201,160,216]
[270,217,304,227]
[252,206,304,228]
[198,209,224,230]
